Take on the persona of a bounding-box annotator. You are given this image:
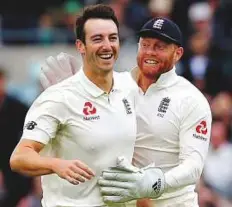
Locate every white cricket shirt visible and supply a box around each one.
[133,67,212,202]
[21,69,138,207]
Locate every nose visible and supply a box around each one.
[102,39,112,50]
[144,47,155,55]
[146,45,159,56]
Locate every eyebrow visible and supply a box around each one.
[109,33,118,36]
[90,33,118,39]
[90,34,102,39]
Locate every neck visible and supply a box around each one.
[84,68,113,93]
[137,72,159,93]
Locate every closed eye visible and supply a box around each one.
[93,38,102,43]
[110,36,118,41]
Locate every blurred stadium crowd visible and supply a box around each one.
[0,0,232,206]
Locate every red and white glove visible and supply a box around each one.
[40,52,80,90]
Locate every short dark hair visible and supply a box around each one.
[75,4,119,44]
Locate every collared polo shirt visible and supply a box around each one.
[133,67,212,201]
[21,69,138,207]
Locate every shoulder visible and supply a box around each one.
[114,71,138,89]
[31,84,68,110]
[113,71,139,99]
[114,71,133,81]
[176,76,211,113]
[40,72,80,100]
[26,85,68,120]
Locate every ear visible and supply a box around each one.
[75,40,85,55]
[174,46,184,62]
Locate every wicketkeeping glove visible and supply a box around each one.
[40,52,80,90]
[98,156,165,204]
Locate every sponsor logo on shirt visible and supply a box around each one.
[193,120,208,141]
[24,121,37,130]
[83,102,100,120]
[157,97,170,118]
[122,98,132,114]
[193,134,207,141]
[196,120,207,135]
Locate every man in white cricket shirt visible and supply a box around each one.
[38,17,212,207]
[10,5,138,207]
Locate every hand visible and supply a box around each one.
[40,52,80,90]
[137,199,154,207]
[52,158,95,185]
[98,156,165,204]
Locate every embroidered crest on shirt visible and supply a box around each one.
[153,19,164,30]
[122,98,132,114]
[157,97,170,118]
[83,102,100,120]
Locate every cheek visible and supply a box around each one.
[157,51,169,61]
[112,44,120,55]
[161,52,175,67]
[86,47,97,59]
[137,53,144,67]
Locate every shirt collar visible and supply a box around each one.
[77,67,122,98]
[131,66,178,89]
[153,67,178,88]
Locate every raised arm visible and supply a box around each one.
[40,52,80,90]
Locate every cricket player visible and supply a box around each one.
[10,5,138,207]
[38,17,212,207]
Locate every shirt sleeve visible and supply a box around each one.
[164,96,212,189]
[21,88,68,145]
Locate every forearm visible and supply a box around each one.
[164,154,203,189]
[10,147,56,176]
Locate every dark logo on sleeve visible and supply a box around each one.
[157,97,170,118]
[24,121,37,130]
[152,178,161,194]
[122,98,132,114]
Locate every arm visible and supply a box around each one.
[10,139,54,176]
[98,98,212,203]
[164,98,212,189]
[10,139,94,184]
[10,89,95,184]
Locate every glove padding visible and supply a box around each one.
[98,156,165,204]
[40,52,80,90]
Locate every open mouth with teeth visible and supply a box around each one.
[144,59,158,65]
[99,54,113,60]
